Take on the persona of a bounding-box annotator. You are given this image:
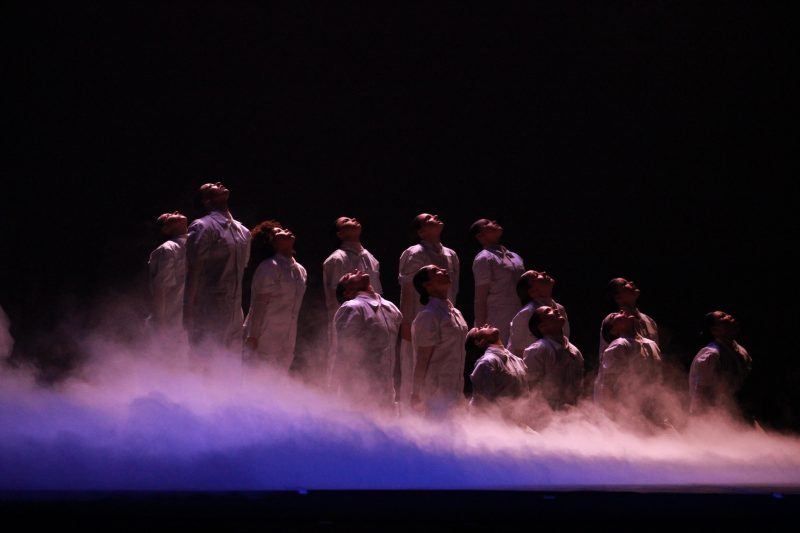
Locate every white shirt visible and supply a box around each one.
[689,341,752,415]
[148,235,187,326]
[523,336,584,409]
[507,299,571,357]
[184,211,251,348]
[470,345,528,405]
[598,310,658,359]
[323,242,382,318]
[472,245,525,309]
[594,336,662,407]
[243,254,307,365]
[399,241,460,324]
[332,292,403,405]
[411,297,468,407]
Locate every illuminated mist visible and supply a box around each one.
[1,309,799,492]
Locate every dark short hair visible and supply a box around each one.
[464,328,486,371]
[601,313,619,344]
[528,308,544,339]
[607,278,628,297]
[516,271,536,306]
[469,218,491,238]
[413,265,438,305]
[335,281,347,305]
[701,311,725,344]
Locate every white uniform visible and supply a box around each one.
[398,241,460,404]
[523,336,584,409]
[331,292,402,406]
[507,299,571,357]
[323,242,383,319]
[470,345,528,407]
[593,335,662,409]
[472,245,525,344]
[411,297,468,413]
[147,235,187,328]
[243,254,307,371]
[598,310,658,361]
[689,341,752,416]
[184,211,250,351]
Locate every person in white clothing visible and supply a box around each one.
[523,305,584,410]
[689,310,753,420]
[243,222,307,372]
[148,211,188,330]
[183,182,251,353]
[410,265,468,415]
[331,270,402,408]
[507,270,571,358]
[465,325,528,420]
[470,219,525,345]
[398,213,460,406]
[594,311,663,419]
[597,277,659,360]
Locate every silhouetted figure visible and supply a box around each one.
[508,270,571,357]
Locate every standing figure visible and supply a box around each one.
[593,311,663,415]
[183,182,251,352]
[243,223,307,372]
[523,306,584,410]
[410,265,468,415]
[398,213,460,406]
[689,311,753,419]
[508,270,571,357]
[470,219,525,345]
[330,270,402,408]
[465,325,528,420]
[598,277,659,359]
[148,211,188,330]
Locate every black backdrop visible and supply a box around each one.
[3,3,797,428]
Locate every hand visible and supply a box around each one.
[245,337,259,350]
[400,323,412,342]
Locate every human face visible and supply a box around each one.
[271,227,296,255]
[473,324,501,347]
[710,310,738,339]
[613,278,640,307]
[416,213,444,240]
[200,181,230,209]
[340,270,371,298]
[476,220,503,246]
[534,305,565,336]
[423,266,451,296]
[528,270,555,298]
[336,216,362,242]
[610,311,635,337]
[160,211,188,236]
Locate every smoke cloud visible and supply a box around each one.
[1,309,799,492]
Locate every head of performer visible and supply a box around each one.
[412,213,444,243]
[413,265,451,305]
[469,218,503,248]
[601,311,636,344]
[269,226,296,257]
[608,277,641,310]
[528,305,566,340]
[334,216,362,244]
[156,211,188,237]
[335,270,372,304]
[516,270,556,306]
[196,181,230,213]
[465,325,502,363]
[701,310,738,345]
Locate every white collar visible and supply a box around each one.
[340,241,365,254]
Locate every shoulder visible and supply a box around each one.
[324,249,346,265]
[443,245,459,258]
[513,304,535,320]
[475,351,503,369]
[473,250,493,262]
[524,338,549,357]
[693,343,721,363]
[295,261,307,275]
[567,342,583,358]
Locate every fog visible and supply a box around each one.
[1,309,799,492]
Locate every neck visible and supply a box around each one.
[619,303,638,313]
[210,206,230,218]
[714,336,735,348]
[277,250,294,258]
[422,237,441,245]
[545,332,564,344]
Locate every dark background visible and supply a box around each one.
[3,3,797,428]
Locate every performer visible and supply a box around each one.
[398,213,460,407]
[470,219,525,344]
[410,265,468,415]
[598,277,659,359]
[523,306,584,410]
[183,182,250,352]
[243,223,307,371]
[330,270,402,408]
[147,211,188,330]
[507,270,571,357]
[689,310,753,419]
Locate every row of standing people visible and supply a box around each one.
[147,182,752,421]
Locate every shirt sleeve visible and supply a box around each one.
[523,343,548,387]
[412,311,440,348]
[472,252,491,287]
[470,359,496,401]
[149,246,176,290]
